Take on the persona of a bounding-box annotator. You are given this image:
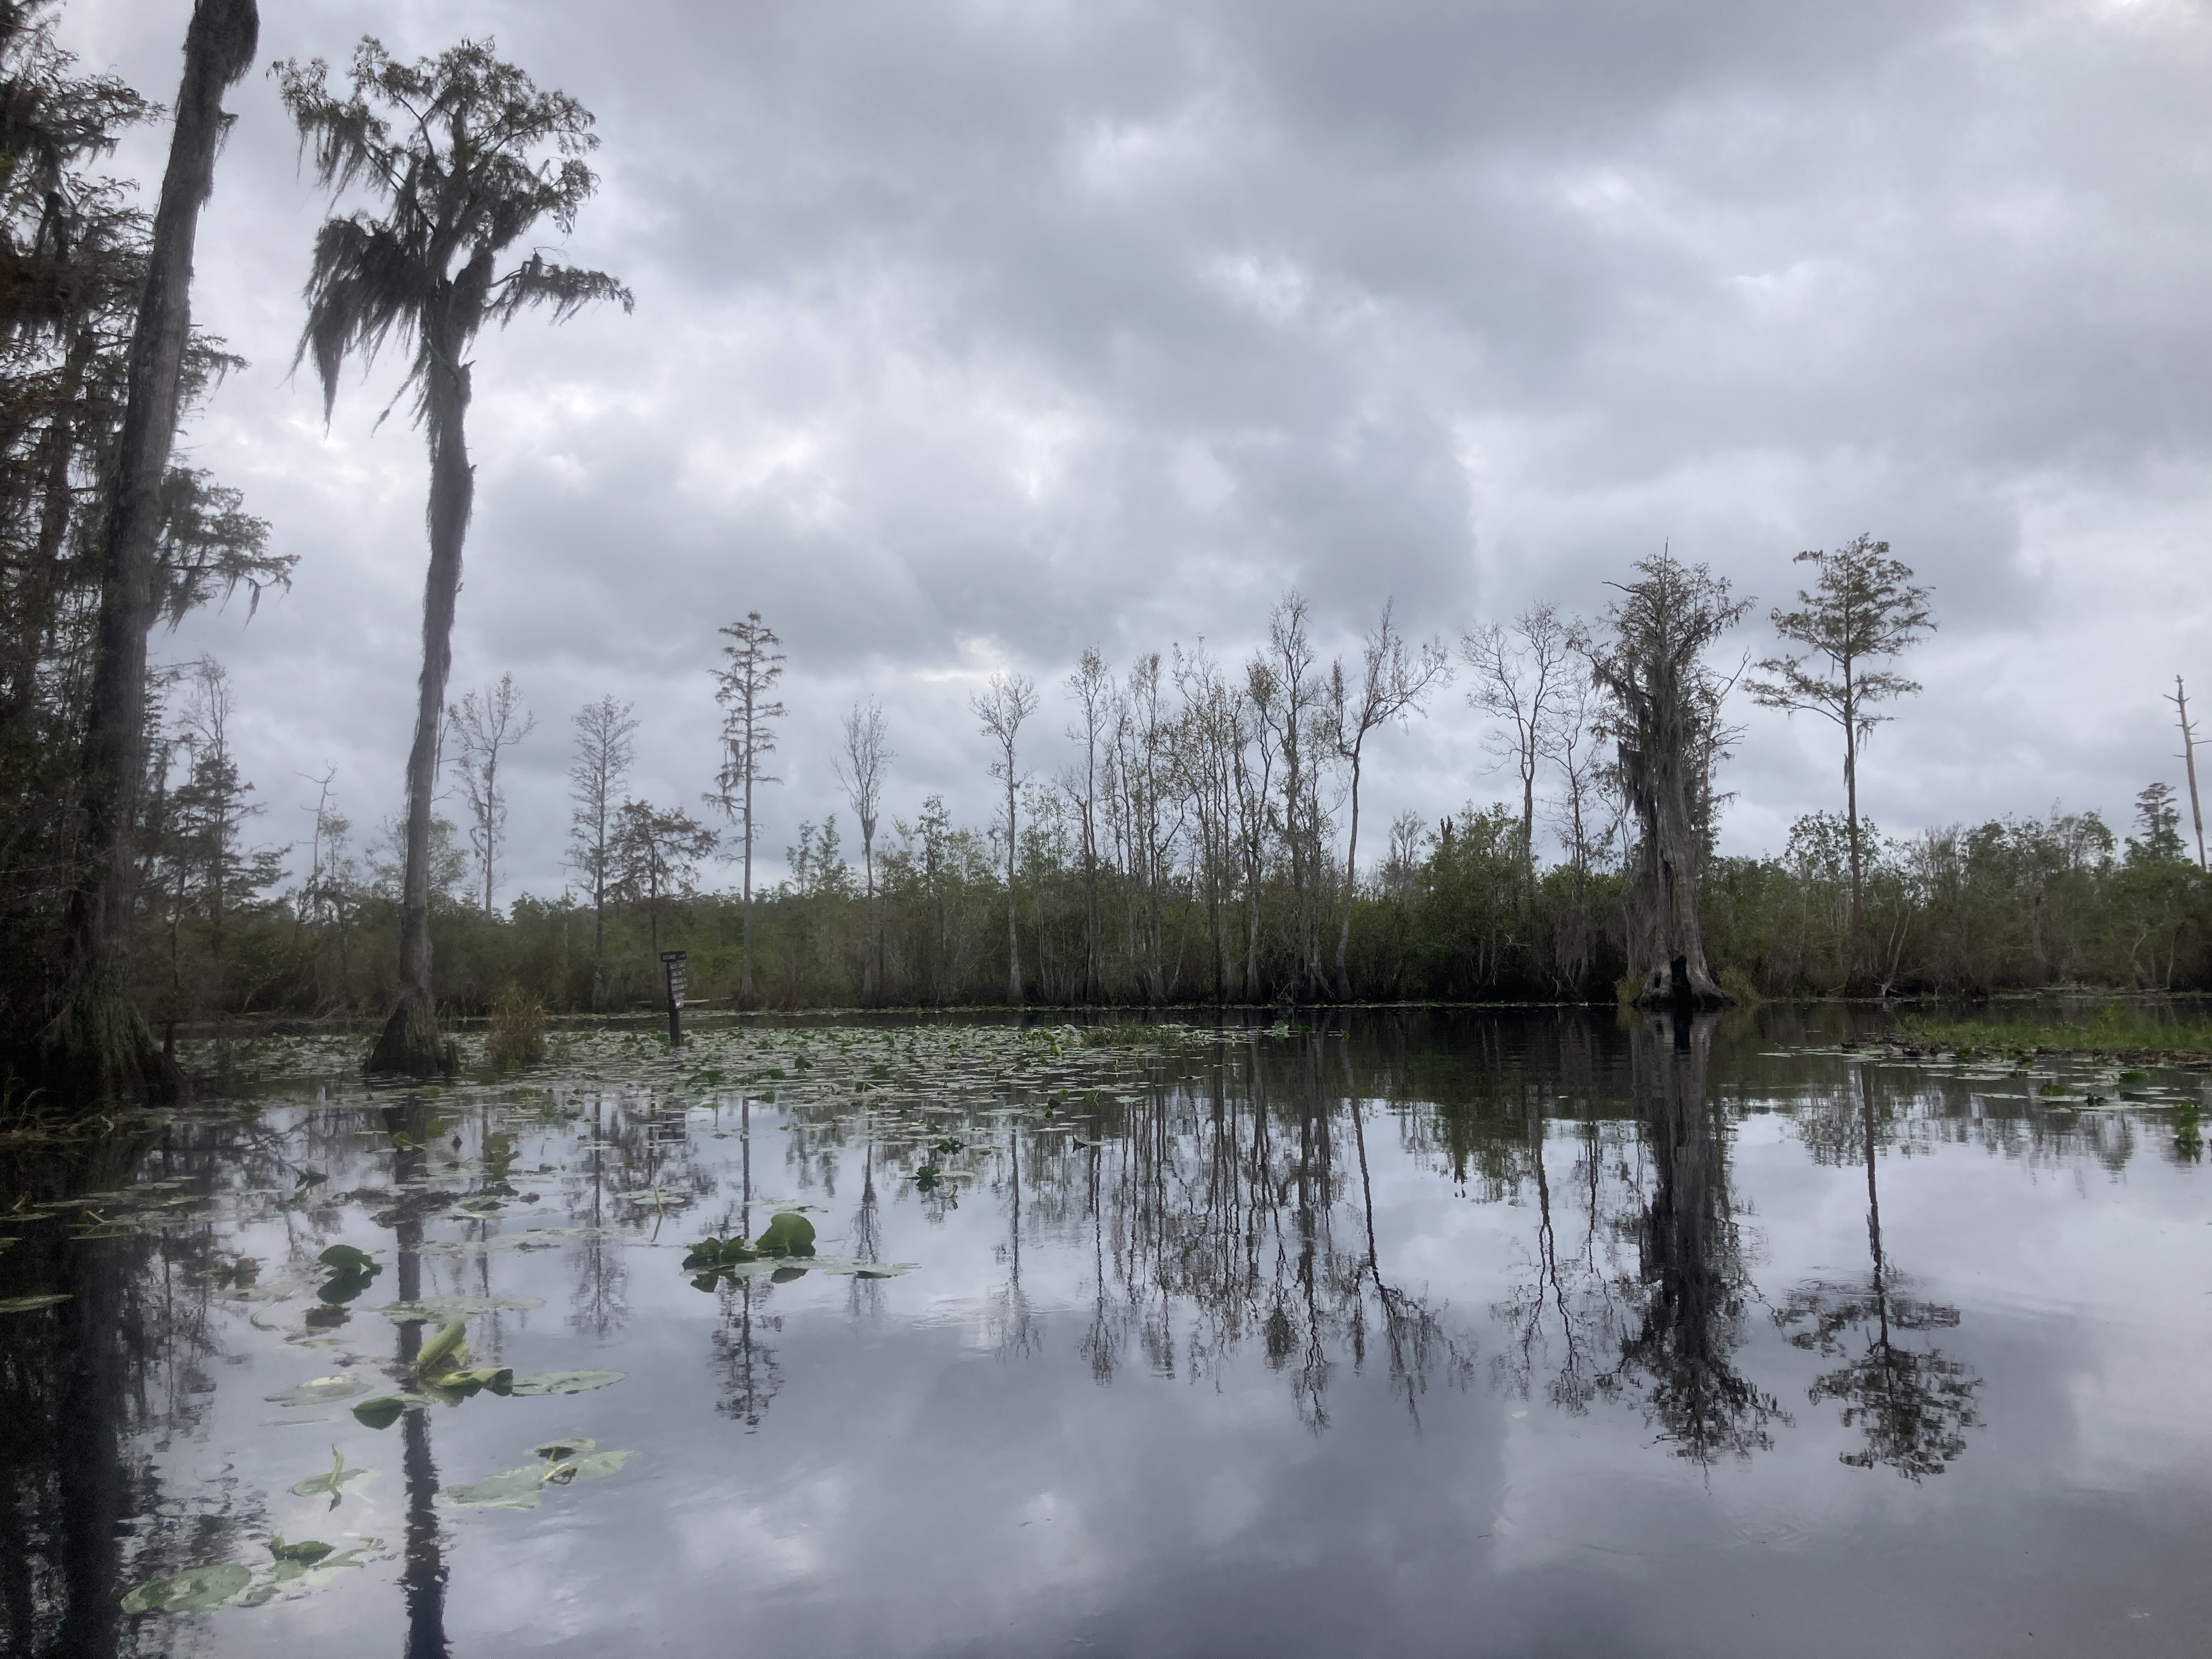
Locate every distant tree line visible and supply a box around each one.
[5,0,2208,1110]
[93,551,2212,1024]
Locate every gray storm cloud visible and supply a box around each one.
[61,0,2212,895]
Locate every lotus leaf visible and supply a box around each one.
[505,1368,626,1396]
[317,1243,375,1273]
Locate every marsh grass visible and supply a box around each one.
[1898,1005,2212,1060]
[485,983,547,1071]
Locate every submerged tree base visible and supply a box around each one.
[32,966,184,1114]
[365,991,453,1077]
[1629,956,1733,1012]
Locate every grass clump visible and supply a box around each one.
[486,983,546,1071]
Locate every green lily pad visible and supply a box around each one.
[505,1368,626,1396]
[121,1562,253,1614]
[757,1211,816,1256]
[448,1444,635,1510]
[351,1395,429,1430]
[317,1244,375,1273]
[264,1374,368,1407]
[0,1294,69,1313]
[268,1537,334,1565]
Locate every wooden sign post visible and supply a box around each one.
[660,949,689,1049]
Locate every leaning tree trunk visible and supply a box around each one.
[40,0,258,1109]
[368,315,472,1075]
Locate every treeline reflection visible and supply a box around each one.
[0,1011,2172,1652]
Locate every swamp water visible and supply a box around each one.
[3,1008,2210,1658]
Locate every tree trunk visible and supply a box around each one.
[739,764,754,1003]
[1335,748,1362,1000]
[1843,665,1861,981]
[368,319,471,1075]
[40,0,258,1108]
[1627,730,1729,1011]
[1006,776,1022,1003]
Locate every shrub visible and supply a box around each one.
[486,981,545,1070]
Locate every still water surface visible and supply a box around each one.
[4,1008,2209,1657]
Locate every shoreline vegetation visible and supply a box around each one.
[7,8,2210,1113]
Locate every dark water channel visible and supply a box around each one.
[4,1008,2210,1658]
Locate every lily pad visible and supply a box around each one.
[380,1294,543,1322]
[264,1374,368,1407]
[757,1211,816,1256]
[317,1243,376,1273]
[351,1394,430,1430]
[268,1537,334,1565]
[120,1562,253,1615]
[505,1368,626,1396]
[0,1294,69,1313]
[448,1444,635,1510]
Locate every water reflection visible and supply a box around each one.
[1778,1063,1980,1479]
[0,1009,2203,1656]
[1609,1013,1788,1464]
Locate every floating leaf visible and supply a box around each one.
[351,1395,427,1430]
[317,1244,375,1273]
[0,1294,69,1313]
[448,1443,635,1509]
[757,1212,815,1256]
[505,1368,625,1396]
[415,1319,470,1376]
[264,1374,367,1407]
[380,1294,543,1322]
[121,1562,253,1614]
[268,1537,333,1565]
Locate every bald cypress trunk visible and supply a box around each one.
[368,314,472,1075]
[40,0,258,1108]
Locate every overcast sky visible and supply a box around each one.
[59,0,2212,899]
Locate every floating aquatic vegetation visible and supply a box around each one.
[349,1395,422,1430]
[379,1294,543,1322]
[290,1445,375,1507]
[121,1538,371,1615]
[0,1293,69,1313]
[120,1562,252,1614]
[505,1368,627,1396]
[446,1436,635,1510]
[264,1374,369,1407]
[757,1211,815,1255]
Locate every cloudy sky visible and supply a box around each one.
[60,0,2212,898]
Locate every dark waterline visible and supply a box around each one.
[2,1007,2207,1657]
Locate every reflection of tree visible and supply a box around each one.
[381,1101,451,1659]
[567,1097,628,1340]
[1778,1065,1979,1480]
[1604,1013,1787,1465]
[1346,1039,1471,1427]
[1489,1100,1629,1418]
[712,1093,781,1430]
[0,1125,235,1655]
[989,1125,1041,1361]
